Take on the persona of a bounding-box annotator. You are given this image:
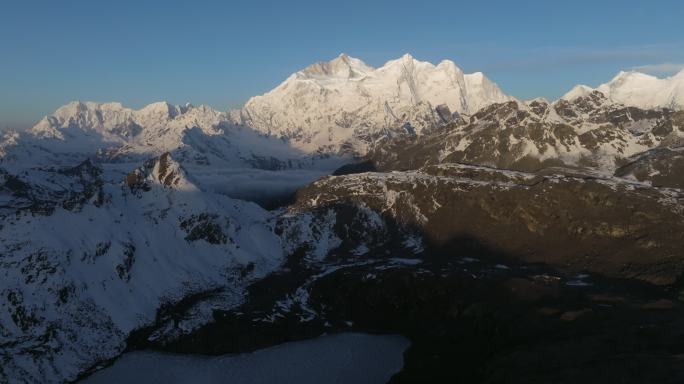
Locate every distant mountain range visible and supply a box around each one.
[4,54,683,169]
[4,54,683,171]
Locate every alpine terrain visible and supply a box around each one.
[1,54,684,383]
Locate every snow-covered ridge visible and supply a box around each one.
[233,53,513,155]
[27,100,225,149]
[0,99,348,202]
[0,152,288,383]
[1,100,232,168]
[561,69,684,110]
[2,99,339,168]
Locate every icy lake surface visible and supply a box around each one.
[83,333,410,384]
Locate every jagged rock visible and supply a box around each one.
[180,213,231,245]
[125,152,189,194]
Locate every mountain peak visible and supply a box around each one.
[328,52,355,68]
[383,53,424,68]
[300,54,372,79]
[126,151,197,192]
[560,84,594,101]
[559,68,684,109]
[465,71,485,82]
[240,53,512,155]
[138,101,178,117]
[53,101,125,117]
[609,70,657,85]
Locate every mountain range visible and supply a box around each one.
[1,54,684,383]
[233,53,512,155]
[4,54,683,174]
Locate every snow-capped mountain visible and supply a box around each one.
[4,52,684,384]
[0,54,515,202]
[3,101,314,169]
[232,53,512,156]
[0,152,290,383]
[0,148,409,383]
[561,69,684,110]
[0,101,342,204]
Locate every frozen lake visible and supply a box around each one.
[83,333,410,384]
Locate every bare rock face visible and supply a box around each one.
[180,213,232,245]
[293,164,684,285]
[125,152,189,194]
[615,147,684,189]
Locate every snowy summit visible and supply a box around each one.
[233,53,513,155]
[561,69,684,110]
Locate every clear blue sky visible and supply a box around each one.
[2,0,683,129]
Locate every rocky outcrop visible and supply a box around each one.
[180,213,231,245]
[615,147,684,188]
[0,159,105,216]
[125,152,190,194]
